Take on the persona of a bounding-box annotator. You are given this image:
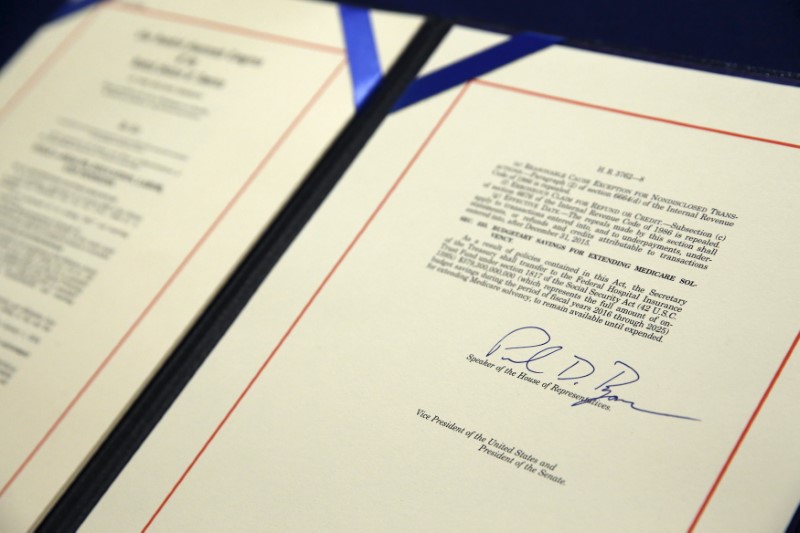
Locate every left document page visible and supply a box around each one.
[0,1,420,530]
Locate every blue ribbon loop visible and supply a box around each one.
[392,31,563,112]
[48,0,102,22]
[339,5,383,109]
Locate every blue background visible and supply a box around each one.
[3,0,800,85]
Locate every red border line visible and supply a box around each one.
[0,3,106,496]
[468,78,800,528]
[0,40,346,502]
[688,330,800,531]
[145,79,800,528]
[142,81,473,532]
[0,5,101,124]
[474,78,800,150]
[108,1,344,55]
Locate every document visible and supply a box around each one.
[0,1,419,530]
[83,27,800,531]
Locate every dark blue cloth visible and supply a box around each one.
[4,0,800,80]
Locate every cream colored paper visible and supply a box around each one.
[83,27,800,532]
[0,1,420,530]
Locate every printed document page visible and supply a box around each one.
[0,1,419,530]
[83,27,800,532]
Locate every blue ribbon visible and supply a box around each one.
[392,31,563,112]
[339,5,382,109]
[48,0,102,22]
[46,2,558,114]
[46,2,385,109]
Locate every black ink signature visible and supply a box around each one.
[484,326,699,421]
